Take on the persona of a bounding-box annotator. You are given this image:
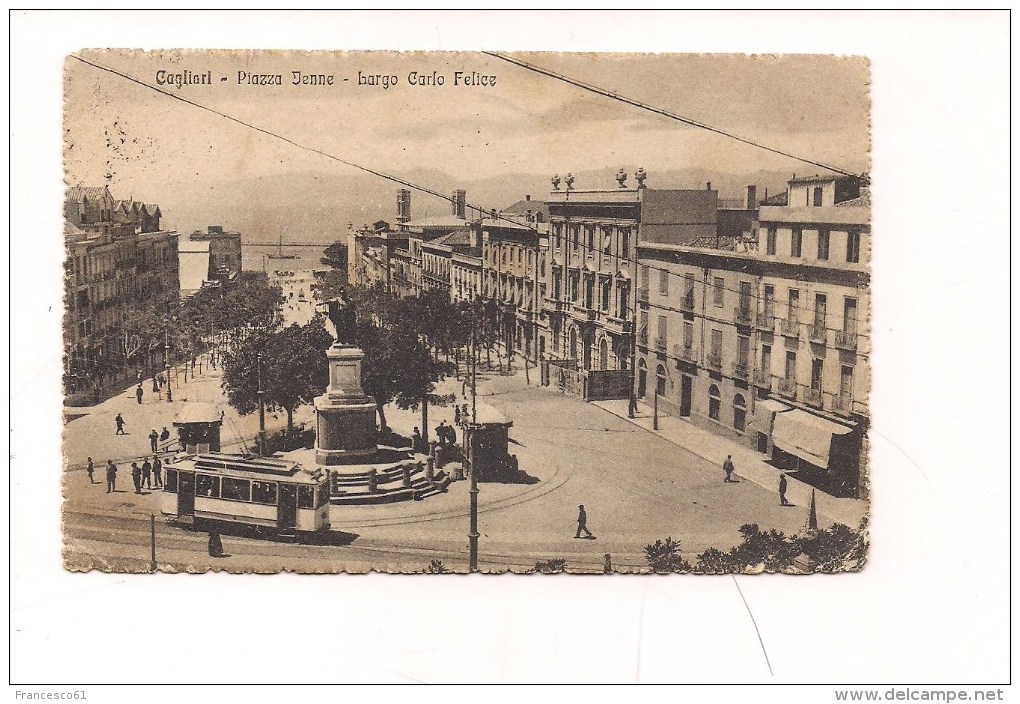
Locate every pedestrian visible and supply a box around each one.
[411,427,423,454]
[454,405,461,425]
[86,457,95,484]
[575,504,595,539]
[447,424,456,446]
[153,455,163,488]
[141,458,152,489]
[115,413,126,435]
[136,384,144,404]
[436,421,448,446]
[160,426,170,443]
[208,531,224,558]
[131,462,142,494]
[136,369,143,385]
[106,460,117,493]
[152,377,159,395]
[723,455,736,483]
[157,372,165,389]
[779,473,791,506]
[149,429,159,453]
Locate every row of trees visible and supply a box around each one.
[644,520,869,574]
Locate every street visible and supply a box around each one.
[62,342,858,573]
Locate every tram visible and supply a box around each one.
[161,453,331,535]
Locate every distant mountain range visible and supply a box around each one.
[160,166,800,245]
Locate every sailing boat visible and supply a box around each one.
[267,232,297,260]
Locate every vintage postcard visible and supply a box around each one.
[62,49,871,574]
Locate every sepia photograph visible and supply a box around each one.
[10,9,1010,690]
[61,49,871,575]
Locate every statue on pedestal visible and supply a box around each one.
[325,291,356,347]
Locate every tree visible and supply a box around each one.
[644,537,692,574]
[320,240,349,271]
[220,315,332,436]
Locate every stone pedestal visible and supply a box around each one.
[314,345,378,465]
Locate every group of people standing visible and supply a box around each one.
[86,454,164,494]
[135,371,169,405]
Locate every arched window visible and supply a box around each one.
[656,364,667,397]
[637,359,648,398]
[733,393,747,432]
[709,384,721,422]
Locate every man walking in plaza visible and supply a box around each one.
[86,457,95,484]
[723,455,736,483]
[141,458,152,490]
[149,428,159,453]
[575,504,595,539]
[115,413,126,435]
[153,455,163,488]
[160,426,171,444]
[136,384,144,404]
[779,473,791,506]
[131,462,142,494]
[106,460,117,493]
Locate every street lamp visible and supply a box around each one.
[256,352,267,456]
[468,328,479,573]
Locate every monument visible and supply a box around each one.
[314,296,378,464]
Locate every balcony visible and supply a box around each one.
[637,328,649,346]
[674,344,697,364]
[734,307,753,327]
[835,329,858,351]
[638,287,649,303]
[756,311,774,331]
[680,294,696,313]
[804,387,823,407]
[654,336,667,353]
[777,377,797,399]
[781,318,800,339]
[604,314,633,336]
[543,297,564,313]
[753,369,771,389]
[832,395,854,415]
[706,352,722,371]
[809,323,827,344]
[732,362,749,380]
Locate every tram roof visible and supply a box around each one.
[176,452,326,484]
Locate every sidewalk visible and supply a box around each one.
[590,398,867,529]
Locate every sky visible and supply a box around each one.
[63,49,870,217]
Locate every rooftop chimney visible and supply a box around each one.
[706,181,712,191]
[525,194,531,201]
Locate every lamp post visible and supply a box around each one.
[256,352,267,456]
[164,325,172,403]
[468,328,480,573]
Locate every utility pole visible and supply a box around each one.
[257,352,267,456]
[149,513,157,572]
[653,388,659,431]
[468,328,479,573]
[164,326,172,403]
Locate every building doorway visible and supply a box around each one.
[679,374,692,416]
[599,337,608,371]
[637,359,647,399]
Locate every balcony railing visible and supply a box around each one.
[777,377,797,398]
[832,395,853,415]
[674,344,697,364]
[680,294,696,312]
[638,328,648,346]
[756,311,774,331]
[781,318,800,339]
[638,287,649,302]
[706,352,722,370]
[835,329,858,351]
[804,387,823,407]
[809,323,827,344]
[732,362,749,380]
[654,336,667,353]
[753,369,771,388]
[734,307,753,327]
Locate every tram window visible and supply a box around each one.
[196,474,221,498]
[221,477,251,502]
[298,486,315,509]
[165,469,178,493]
[317,483,330,508]
[251,481,278,505]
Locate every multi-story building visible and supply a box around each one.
[541,170,716,401]
[189,225,242,283]
[635,173,870,497]
[64,185,179,395]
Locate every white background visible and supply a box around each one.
[7,10,1013,692]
